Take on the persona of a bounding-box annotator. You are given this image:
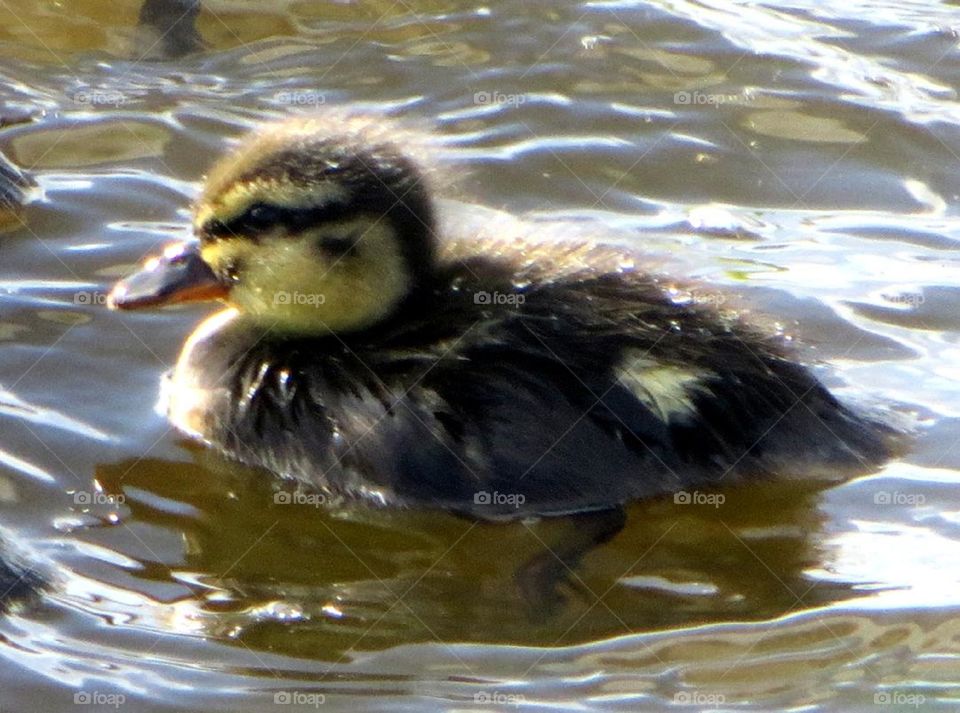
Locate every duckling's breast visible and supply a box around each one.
[163,307,392,500]
[164,308,251,444]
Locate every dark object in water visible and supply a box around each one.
[137,0,203,59]
[0,533,46,611]
[0,151,32,232]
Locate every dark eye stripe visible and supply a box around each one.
[200,202,355,241]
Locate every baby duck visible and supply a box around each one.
[110,115,895,523]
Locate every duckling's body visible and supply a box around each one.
[163,231,889,520]
[111,114,894,522]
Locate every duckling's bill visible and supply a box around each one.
[108,242,228,310]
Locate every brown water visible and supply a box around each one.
[1,1,959,710]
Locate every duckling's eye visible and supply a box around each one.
[239,203,282,232]
[316,233,360,260]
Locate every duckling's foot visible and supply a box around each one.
[515,507,626,621]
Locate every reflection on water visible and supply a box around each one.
[1,0,959,710]
[84,456,856,655]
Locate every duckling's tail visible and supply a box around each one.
[705,357,904,481]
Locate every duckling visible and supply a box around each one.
[109,114,895,600]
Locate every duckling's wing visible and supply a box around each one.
[232,342,685,517]
[383,357,686,518]
[383,276,895,517]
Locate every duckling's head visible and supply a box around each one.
[111,115,438,334]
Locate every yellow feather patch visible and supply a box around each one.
[615,352,711,423]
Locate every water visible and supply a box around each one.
[1,0,959,710]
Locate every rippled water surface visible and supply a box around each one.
[1,1,960,710]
